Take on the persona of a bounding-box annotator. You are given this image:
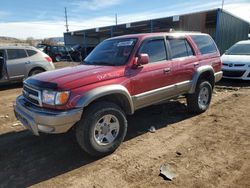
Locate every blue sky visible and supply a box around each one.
[0,0,249,39]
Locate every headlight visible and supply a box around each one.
[42,90,70,105]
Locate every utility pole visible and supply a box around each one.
[221,0,225,10]
[115,13,118,26]
[65,7,69,32]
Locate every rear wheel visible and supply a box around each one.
[76,102,127,157]
[187,80,212,114]
[29,68,45,77]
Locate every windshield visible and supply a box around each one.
[84,38,137,66]
[225,43,250,55]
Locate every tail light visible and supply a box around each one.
[45,56,52,62]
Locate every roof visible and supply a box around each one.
[0,46,36,50]
[65,8,249,36]
[108,32,207,40]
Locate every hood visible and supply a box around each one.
[221,54,250,64]
[26,65,125,90]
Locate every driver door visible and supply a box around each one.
[129,37,174,109]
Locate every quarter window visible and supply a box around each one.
[168,39,194,59]
[139,39,167,63]
[7,49,27,60]
[191,35,217,55]
[26,50,37,56]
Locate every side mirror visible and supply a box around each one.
[136,53,149,66]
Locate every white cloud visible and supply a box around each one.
[71,0,123,10]
[224,3,250,23]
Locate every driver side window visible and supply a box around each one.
[139,39,167,63]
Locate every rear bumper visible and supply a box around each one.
[14,95,83,135]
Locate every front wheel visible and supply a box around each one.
[187,80,212,114]
[76,102,127,157]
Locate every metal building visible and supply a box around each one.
[64,8,249,56]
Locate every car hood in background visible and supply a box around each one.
[221,54,250,64]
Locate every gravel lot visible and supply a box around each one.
[0,62,249,188]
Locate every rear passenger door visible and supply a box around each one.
[167,37,198,83]
[6,49,28,80]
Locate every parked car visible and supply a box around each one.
[69,45,95,62]
[41,44,73,62]
[221,40,250,80]
[14,32,222,156]
[0,46,55,85]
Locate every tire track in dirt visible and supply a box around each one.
[31,90,250,188]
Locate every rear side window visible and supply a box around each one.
[139,39,167,63]
[191,35,217,55]
[7,49,27,60]
[168,39,194,59]
[26,50,38,56]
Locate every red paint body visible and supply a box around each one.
[33,33,221,110]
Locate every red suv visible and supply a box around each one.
[14,32,222,156]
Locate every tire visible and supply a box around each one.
[187,80,212,114]
[76,101,127,157]
[29,68,44,77]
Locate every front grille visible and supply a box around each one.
[223,63,245,67]
[23,84,42,106]
[223,70,245,77]
[234,64,245,67]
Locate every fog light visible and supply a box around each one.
[38,125,54,133]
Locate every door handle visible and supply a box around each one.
[25,61,31,64]
[194,63,199,67]
[163,68,171,73]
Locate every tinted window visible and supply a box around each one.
[225,43,250,55]
[84,38,137,66]
[168,39,194,59]
[52,46,58,52]
[0,50,5,58]
[27,50,37,56]
[7,49,27,60]
[139,39,167,63]
[191,35,217,55]
[58,46,66,52]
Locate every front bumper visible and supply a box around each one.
[14,95,83,135]
[222,66,250,80]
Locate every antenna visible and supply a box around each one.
[65,7,69,32]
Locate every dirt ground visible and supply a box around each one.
[0,62,249,188]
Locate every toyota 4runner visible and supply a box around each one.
[14,32,222,156]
